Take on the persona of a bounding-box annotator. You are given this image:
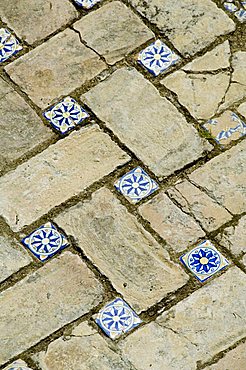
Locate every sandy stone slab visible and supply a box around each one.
[74,1,154,65]
[189,140,246,214]
[238,101,246,118]
[0,0,78,45]
[204,342,246,370]
[55,188,188,312]
[139,191,205,252]
[0,252,104,366]
[128,0,235,56]
[0,77,54,171]
[82,68,211,178]
[5,29,106,109]
[0,125,129,231]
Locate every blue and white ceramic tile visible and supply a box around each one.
[138,39,180,76]
[235,7,246,21]
[22,222,69,262]
[73,0,101,8]
[0,28,22,63]
[180,240,229,282]
[43,97,89,134]
[95,298,142,339]
[115,167,159,204]
[223,1,246,21]
[5,359,33,370]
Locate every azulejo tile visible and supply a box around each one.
[6,360,33,370]
[21,222,69,261]
[43,97,89,134]
[223,1,246,21]
[73,0,101,9]
[180,240,229,282]
[0,28,22,63]
[115,166,159,204]
[95,298,142,339]
[138,39,180,76]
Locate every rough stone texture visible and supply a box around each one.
[0,252,104,365]
[0,125,129,231]
[189,140,246,214]
[0,0,78,45]
[55,188,188,312]
[0,233,32,283]
[167,180,232,232]
[121,268,246,369]
[128,0,235,56]
[237,101,246,118]
[82,68,211,178]
[74,1,154,65]
[0,77,54,171]
[32,322,132,370]
[139,191,205,252]
[204,342,246,370]
[5,29,106,109]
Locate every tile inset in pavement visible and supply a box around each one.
[74,0,101,8]
[0,28,22,63]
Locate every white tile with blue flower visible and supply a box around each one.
[73,0,101,9]
[95,298,142,339]
[138,39,180,76]
[223,1,246,22]
[0,28,22,63]
[5,359,33,370]
[180,240,229,282]
[115,167,158,204]
[21,222,69,262]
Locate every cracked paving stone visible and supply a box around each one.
[73,1,154,65]
[0,125,130,231]
[82,67,212,178]
[128,0,235,56]
[55,187,188,312]
[120,267,246,370]
[189,140,246,214]
[0,0,78,45]
[0,252,104,366]
[203,341,246,370]
[5,29,106,109]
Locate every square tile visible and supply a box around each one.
[204,111,246,144]
[21,222,69,261]
[74,0,101,8]
[180,240,229,282]
[95,298,142,339]
[235,8,246,21]
[43,97,89,134]
[223,1,238,12]
[138,39,180,76]
[114,167,159,204]
[4,359,33,370]
[0,28,22,63]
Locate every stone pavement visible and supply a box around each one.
[0,0,245,369]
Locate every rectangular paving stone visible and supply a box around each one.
[0,77,54,172]
[128,0,235,56]
[5,29,106,109]
[189,140,246,214]
[0,125,130,231]
[55,187,188,312]
[204,342,246,370]
[0,0,78,45]
[74,1,154,65]
[0,252,104,365]
[82,68,211,178]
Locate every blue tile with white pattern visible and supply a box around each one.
[73,0,101,9]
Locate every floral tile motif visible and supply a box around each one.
[0,28,22,63]
[73,0,101,8]
[21,222,69,262]
[43,97,89,134]
[5,359,33,370]
[204,110,246,144]
[138,39,180,76]
[223,1,246,22]
[180,240,229,282]
[114,167,159,204]
[95,298,142,339]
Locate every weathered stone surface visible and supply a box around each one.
[237,101,246,118]
[167,180,232,232]
[0,0,78,44]
[0,233,32,283]
[55,188,188,312]
[204,342,246,370]
[189,140,246,214]
[5,29,106,109]
[32,322,132,370]
[0,77,54,171]
[74,1,154,65]
[139,191,204,252]
[0,252,104,365]
[128,0,235,56]
[0,125,129,231]
[82,68,211,178]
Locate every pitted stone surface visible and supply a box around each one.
[204,342,246,370]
